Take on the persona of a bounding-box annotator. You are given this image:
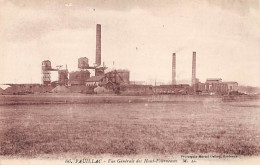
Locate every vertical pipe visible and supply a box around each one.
[192,51,196,86]
[172,53,176,85]
[96,24,101,66]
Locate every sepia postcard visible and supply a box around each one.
[0,0,260,165]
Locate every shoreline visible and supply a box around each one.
[0,94,259,106]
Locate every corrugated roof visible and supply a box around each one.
[86,76,105,82]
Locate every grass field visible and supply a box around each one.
[0,100,260,158]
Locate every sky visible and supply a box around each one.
[0,0,260,86]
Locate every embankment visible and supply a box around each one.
[0,94,221,105]
[0,94,259,106]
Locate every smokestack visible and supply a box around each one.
[96,24,101,66]
[172,53,176,85]
[192,51,196,86]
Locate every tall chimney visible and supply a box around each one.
[192,51,196,86]
[96,24,101,66]
[172,53,176,85]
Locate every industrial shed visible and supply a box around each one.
[85,76,106,87]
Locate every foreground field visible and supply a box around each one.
[0,100,260,158]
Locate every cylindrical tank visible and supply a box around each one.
[42,60,52,71]
[78,57,89,69]
[108,70,129,84]
[69,70,90,85]
[117,70,130,84]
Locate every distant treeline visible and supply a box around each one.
[238,86,260,94]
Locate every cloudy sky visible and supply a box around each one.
[0,0,260,86]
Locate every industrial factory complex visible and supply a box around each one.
[1,24,239,96]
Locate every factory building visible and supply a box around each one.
[69,70,90,85]
[105,70,130,85]
[205,78,227,94]
[206,78,222,84]
[194,78,239,95]
[85,76,106,86]
[154,84,191,95]
[223,82,238,92]
[120,85,153,96]
[42,60,52,85]
[205,78,224,93]
[85,70,130,90]
[58,69,68,85]
[78,57,89,69]
[9,23,241,96]
[41,24,106,86]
